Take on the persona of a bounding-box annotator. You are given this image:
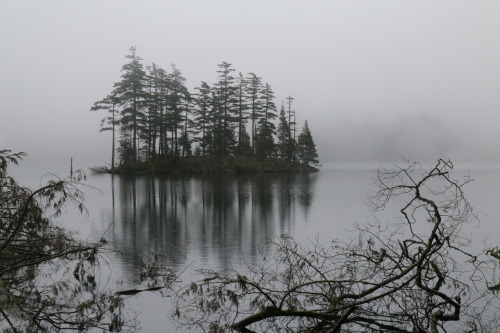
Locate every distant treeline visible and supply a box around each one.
[91,47,318,170]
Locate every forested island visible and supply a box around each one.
[91,47,319,174]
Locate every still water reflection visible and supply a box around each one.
[104,173,318,275]
[89,172,326,331]
[11,162,500,331]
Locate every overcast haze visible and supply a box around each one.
[2,1,500,165]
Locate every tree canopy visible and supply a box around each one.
[91,47,319,170]
[296,120,319,167]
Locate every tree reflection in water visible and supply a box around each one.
[104,173,318,278]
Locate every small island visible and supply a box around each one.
[99,156,318,175]
[91,47,319,174]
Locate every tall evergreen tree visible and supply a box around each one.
[277,104,291,161]
[213,62,238,156]
[117,126,133,165]
[113,46,147,163]
[143,62,164,161]
[235,73,251,155]
[167,64,189,157]
[156,66,170,157]
[296,120,319,166]
[255,83,277,158]
[91,52,319,166]
[90,94,120,168]
[193,82,213,157]
[245,73,264,153]
[179,97,195,157]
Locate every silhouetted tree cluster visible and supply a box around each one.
[91,47,319,168]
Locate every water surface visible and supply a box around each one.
[10,161,500,331]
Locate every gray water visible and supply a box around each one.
[10,161,500,332]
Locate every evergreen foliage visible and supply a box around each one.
[90,94,120,168]
[235,73,250,155]
[245,72,264,153]
[277,104,293,161]
[192,81,213,157]
[91,47,319,171]
[297,120,319,166]
[113,46,147,163]
[255,83,278,159]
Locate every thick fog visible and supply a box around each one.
[1,0,499,165]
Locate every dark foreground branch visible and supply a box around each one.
[172,160,500,332]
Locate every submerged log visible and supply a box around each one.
[115,286,164,296]
[88,166,110,174]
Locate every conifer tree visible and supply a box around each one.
[158,68,170,156]
[297,120,319,166]
[255,83,277,158]
[143,62,165,160]
[113,46,147,163]
[193,82,213,156]
[91,51,320,166]
[277,104,292,161]
[179,97,195,157]
[245,73,264,153]
[235,73,251,155]
[117,127,133,165]
[213,62,238,156]
[167,64,189,157]
[90,94,120,168]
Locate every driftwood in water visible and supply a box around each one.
[88,166,110,174]
[115,286,164,296]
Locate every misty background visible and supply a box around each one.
[1,0,499,165]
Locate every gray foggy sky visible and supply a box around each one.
[1,0,500,164]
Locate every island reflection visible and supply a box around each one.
[102,173,318,278]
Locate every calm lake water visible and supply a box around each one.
[9,161,500,332]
